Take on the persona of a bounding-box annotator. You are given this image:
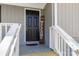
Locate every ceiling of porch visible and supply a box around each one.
[2,3,47,9]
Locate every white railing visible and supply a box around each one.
[50,25,79,56]
[0,23,21,56]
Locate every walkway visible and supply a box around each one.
[19,44,58,56]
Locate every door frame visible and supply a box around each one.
[24,8,41,44]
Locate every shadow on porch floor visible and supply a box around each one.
[19,44,58,56]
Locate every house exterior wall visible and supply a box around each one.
[57,3,79,38]
[43,3,54,47]
[1,4,25,45]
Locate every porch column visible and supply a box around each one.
[53,3,58,51]
[54,3,58,26]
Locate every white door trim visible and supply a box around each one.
[26,41,39,44]
[24,8,41,44]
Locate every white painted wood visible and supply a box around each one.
[54,25,79,50]
[0,24,18,56]
[9,24,21,56]
[50,25,79,56]
[9,36,17,56]
[16,24,21,55]
[49,27,54,49]
[54,3,57,26]
[58,35,61,52]
[0,23,21,56]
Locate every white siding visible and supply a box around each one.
[58,3,79,38]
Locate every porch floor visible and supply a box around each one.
[19,44,58,56]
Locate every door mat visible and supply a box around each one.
[26,43,38,46]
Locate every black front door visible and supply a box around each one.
[26,10,39,42]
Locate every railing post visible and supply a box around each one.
[15,24,21,56]
[16,31,19,56]
[54,3,58,52]
[54,3,58,26]
[49,27,55,50]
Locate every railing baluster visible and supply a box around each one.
[58,34,60,52]
[64,42,67,56]
[59,36,61,52]
[5,25,8,34]
[63,40,64,56]
[66,44,68,56]
[58,33,59,50]
[67,45,70,56]
[55,31,57,50]
[54,30,56,50]
[60,37,63,55]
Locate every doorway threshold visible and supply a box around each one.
[26,41,39,45]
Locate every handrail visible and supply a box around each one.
[54,25,79,51]
[9,24,21,56]
[0,23,21,56]
[50,25,79,56]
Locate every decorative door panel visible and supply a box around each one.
[26,10,39,41]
